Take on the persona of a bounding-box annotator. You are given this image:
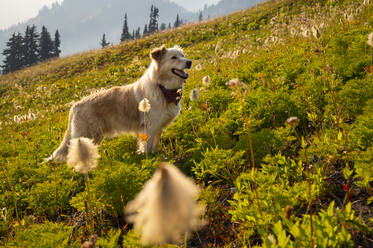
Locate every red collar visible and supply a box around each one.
[158,84,182,104]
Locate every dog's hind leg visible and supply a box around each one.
[46,111,74,162]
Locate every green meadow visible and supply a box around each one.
[0,0,372,247]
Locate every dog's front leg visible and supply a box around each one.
[151,129,163,153]
[145,131,155,154]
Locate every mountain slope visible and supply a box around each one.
[202,0,265,18]
[0,0,372,247]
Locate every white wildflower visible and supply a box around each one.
[81,235,97,248]
[301,29,311,38]
[195,64,202,71]
[215,40,222,53]
[268,234,276,244]
[311,26,320,39]
[189,88,200,102]
[126,163,205,245]
[173,45,183,52]
[343,12,349,20]
[367,32,373,48]
[202,75,211,87]
[27,111,36,121]
[65,100,75,108]
[270,16,277,25]
[138,98,151,113]
[226,78,248,89]
[67,138,99,174]
[0,208,7,224]
[347,14,354,22]
[231,50,240,59]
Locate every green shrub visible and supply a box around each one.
[260,202,369,248]
[70,160,156,216]
[25,178,78,217]
[229,154,308,238]
[8,221,79,248]
[352,147,373,189]
[193,148,246,185]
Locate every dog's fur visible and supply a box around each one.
[49,45,191,161]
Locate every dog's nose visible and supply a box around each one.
[185,60,192,69]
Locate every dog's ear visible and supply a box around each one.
[150,45,166,61]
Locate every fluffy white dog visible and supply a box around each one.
[49,45,191,161]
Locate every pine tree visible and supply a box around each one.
[152,6,159,32]
[168,23,172,29]
[160,23,166,31]
[100,33,110,48]
[148,5,159,34]
[120,13,131,42]
[148,5,154,33]
[135,27,141,39]
[199,11,203,21]
[174,14,181,28]
[143,24,148,36]
[39,26,55,61]
[53,29,61,57]
[23,25,40,67]
[1,32,24,74]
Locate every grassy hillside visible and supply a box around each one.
[0,0,372,247]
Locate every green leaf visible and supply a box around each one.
[337,131,343,141]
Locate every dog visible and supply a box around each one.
[48,45,192,161]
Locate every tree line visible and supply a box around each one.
[101,5,191,48]
[1,5,199,74]
[1,25,61,74]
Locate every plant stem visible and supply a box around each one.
[0,162,19,220]
[184,233,188,248]
[304,146,314,248]
[144,112,148,158]
[344,125,351,204]
[247,119,265,223]
[85,173,95,235]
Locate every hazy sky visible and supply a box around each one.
[170,0,219,11]
[0,0,219,30]
[0,0,63,30]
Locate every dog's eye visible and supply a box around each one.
[171,56,177,59]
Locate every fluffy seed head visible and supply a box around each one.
[202,75,211,86]
[138,98,151,113]
[367,32,373,48]
[126,163,205,245]
[195,64,202,71]
[189,88,200,102]
[286,116,300,128]
[67,138,99,174]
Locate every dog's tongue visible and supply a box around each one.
[174,69,189,79]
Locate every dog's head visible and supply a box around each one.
[150,45,192,89]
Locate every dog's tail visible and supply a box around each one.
[45,111,74,162]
